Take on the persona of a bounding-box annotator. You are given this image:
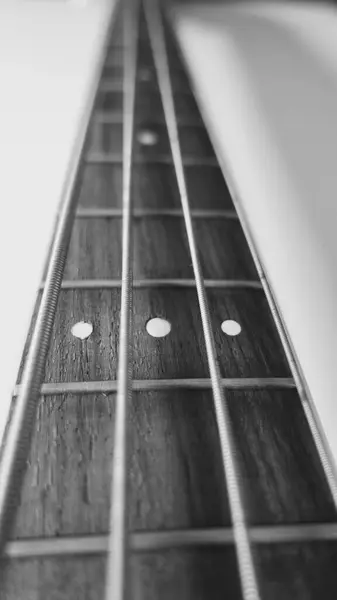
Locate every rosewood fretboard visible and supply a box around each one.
[2,1,337,598]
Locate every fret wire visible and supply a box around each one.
[104,1,139,599]
[86,153,217,166]
[13,378,296,397]
[194,84,337,507]
[76,208,238,219]
[104,54,185,72]
[5,522,337,559]
[39,279,262,290]
[93,111,203,127]
[144,1,260,599]
[100,80,192,96]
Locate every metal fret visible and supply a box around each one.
[76,207,238,218]
[86,152,218,166]
[5,522,337,560]
[100,80,192,95]
[13,378,295,397]
[104,54,185,71]
[104,0,139,598]
[39,278,262,290]
[144,1,260,599]
[93,111,203,127]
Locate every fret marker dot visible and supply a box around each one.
[146,318,171,338]
[137,130,158,146]
[221,320,241,336]
[139,68,152,82]
[71,321,93,340]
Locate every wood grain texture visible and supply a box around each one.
[4,542,337,600]
[17,290,120,384]
[11,394,115,538]
[255,541,337,599]
[11,390,230,539]
[130,548,242,600]
[104,33,183,73]
[207,289,291,378]
[17,288,290,383]
[78,163,234,209]
[8,8,337,600]
[0,556,105,600]
[0,550,242,600]
[87,122,211,158]
[102,63,190,92]
[11,387,335,541]
[64,216,257,280]
[102,33,190,93]
[96,88,201,121]
[194,218,259,280]
[64,218,122,280]
[227,389,336,525]
[133,287,290,379]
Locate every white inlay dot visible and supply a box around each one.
[71,321,93,340]
[137,130,158,146]
[146,318,171,338]
[221,320,241,336]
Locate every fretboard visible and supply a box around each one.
[3,0,337,599]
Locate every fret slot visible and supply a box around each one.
[131,548,241,600]
[78,163,234,209]
[11,394,115,539]
[102,64,189,90]
[206,288,291,378]
[255,541,337,599]
[87,122,123,155]
[0,556,105,600]
[227,389,336,525]
[17,290,120,385]
[138,91,202,123]
[0,550,241,600]
[95,90,123,113]
[64,218,122,280]
[133,288,207,380]
[107,43,185,74]
[102,64,123,82]
[104,48,124,68]
[87,122,213,158]
[132,217,258,280]
[62,217,256,281]
[11,390,229,540]
[17,288,291,385]
[137,39,184,73]
[128,390,230,530]
[108,11,124,48]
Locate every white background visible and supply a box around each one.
[172,1,337,465]
[0,0,116,440]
